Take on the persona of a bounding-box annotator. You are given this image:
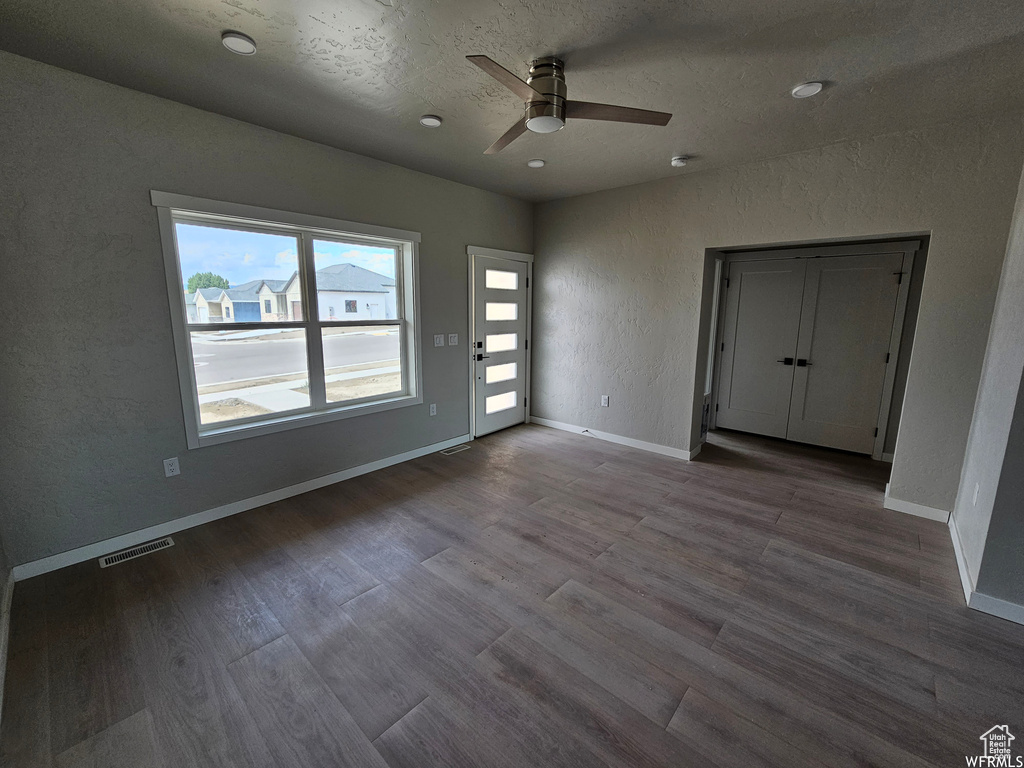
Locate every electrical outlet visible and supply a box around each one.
[448,333,459,346]
[973,482,980,506]
[163,457,181,477]
[429,403,437,416]
[600,395,610,407]
[434,334,445,347]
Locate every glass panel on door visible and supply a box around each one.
[485,333,518,353]
[485,362,517,384]
[486,302,518,321]
[485,270,518,290]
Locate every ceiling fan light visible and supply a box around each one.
[526,115,564,133]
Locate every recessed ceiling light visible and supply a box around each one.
[527,159,546,168]
[222,31,257,56]
[419,115,442,128]
[791,82,823,99]
[671,155,689,167]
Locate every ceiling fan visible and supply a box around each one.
[467,55,673,154]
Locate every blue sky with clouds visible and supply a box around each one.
[175,223,396,290]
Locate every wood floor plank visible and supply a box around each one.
[422,545,687,727]
[711,620,967,764]
[223,530,429,741]
[477,628,706,768]
[238,502,382,606]
[545,578,936,768]
[346,587,611,768]
[113,551,278,768]
[54,709,163,768]
[667,688,821,768]
[622,520,754,591]
[227,634,389,768]
[45,561,145,755]
[165,526,287,664]
[0,578,52,768]
[741,538,934,656]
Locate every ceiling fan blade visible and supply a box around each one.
[467,55,546,103]
[484,118,528,154]
[566,100,672,126]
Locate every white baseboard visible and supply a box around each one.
[531,417,698,460]
[947,515,1024,625]
[947,515,975,605]
[0,570,14,726]
[11,434,472,582]
[882,485,950,523]
[968,591,1024,626]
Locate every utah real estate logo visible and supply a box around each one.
[967,726,1023,767]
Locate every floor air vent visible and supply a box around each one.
[439,444,471,455]
[99,537,174,568]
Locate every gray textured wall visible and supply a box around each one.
[953,161,1024,587]
[0,52,532,566]
[533,117,1024,513]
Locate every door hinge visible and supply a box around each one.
[725,277,730,288]
[715,404,719,412]
[524,397,528,408]
[526,277,529,288]
[894,272,904,284]
[874,427,879,437]
[525,339,528,350]
[720,342,725,352]
[885,352,890,364]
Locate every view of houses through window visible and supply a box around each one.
[176,221,404,425]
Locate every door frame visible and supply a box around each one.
[708,239,919,460]
[467,245,534,439]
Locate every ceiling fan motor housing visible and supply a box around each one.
[526,56,566,132]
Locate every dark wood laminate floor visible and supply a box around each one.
[4,425,1024,767]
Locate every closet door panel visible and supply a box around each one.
[716,259,806,438]
[786,253,903,453]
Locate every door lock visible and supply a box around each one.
[796,358,812,367]
[776,357,794,366]
[476,353,490,361]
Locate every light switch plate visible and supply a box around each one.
[601,395,610,407]
[433,334,445,347]
[448,333,459,346]
[429,403,437,416]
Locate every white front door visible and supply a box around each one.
[472,255,529,436]
[716,258,808,438]
[786,252,904,453]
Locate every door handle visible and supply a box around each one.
[776,357,794,366]
[476,353,490,361]
[796,358,812,367]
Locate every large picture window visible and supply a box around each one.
[153,192,421,448]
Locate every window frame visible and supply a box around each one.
[153,191,422,449]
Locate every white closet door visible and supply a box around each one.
[716,259,807,438]
[786,253,904,453]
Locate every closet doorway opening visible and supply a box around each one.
[696,237,928,462]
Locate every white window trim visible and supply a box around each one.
[153,191,423,449]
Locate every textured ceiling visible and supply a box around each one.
[3,0,1024,201]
